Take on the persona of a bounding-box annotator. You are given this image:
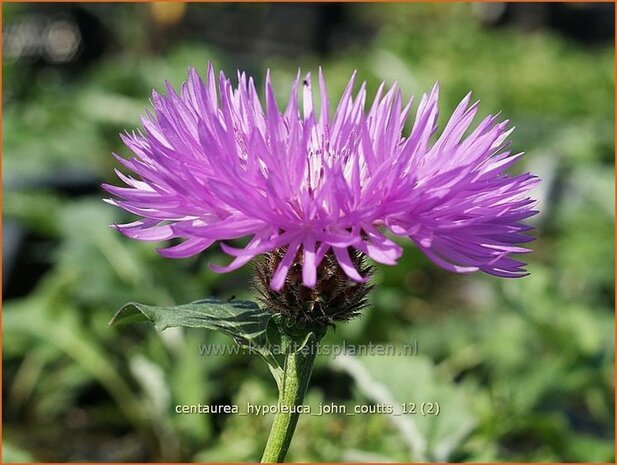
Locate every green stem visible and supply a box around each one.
[261,333,318,463]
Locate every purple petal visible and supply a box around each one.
[271,241,301,291]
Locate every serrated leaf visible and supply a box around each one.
[109,298,271,348]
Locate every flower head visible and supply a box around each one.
[104,63,539,291]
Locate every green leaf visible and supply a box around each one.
[109,298,272,349]
[4,299,147,432]
[3,441,35,463]
[332,354,477,462]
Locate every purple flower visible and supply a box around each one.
[104,63,539,290]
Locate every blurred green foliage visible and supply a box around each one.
[3,3,614,462]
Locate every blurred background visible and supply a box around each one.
[2,2,614,462]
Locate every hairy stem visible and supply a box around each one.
[261,333,318,463]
